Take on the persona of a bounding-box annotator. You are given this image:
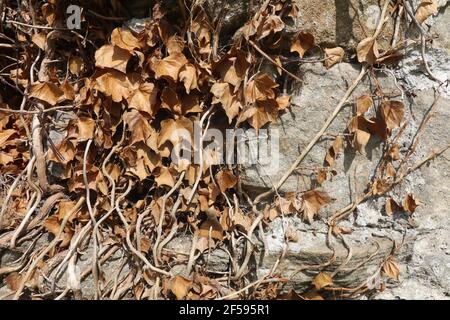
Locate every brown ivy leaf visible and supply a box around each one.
[166,35,185,55]
[385,198,403,216]
[199,208,224,240]
[241,99,279,131]
[179,63,199,94]
[210,82,242,123]
[94,70,132,103]
[170,275,192,300]
[69,57,84,76]
[123,109,156,146]
[77,117,95,141]
[416,0,438,24]
[43,215,60,236]
[325,135,343,167]
[312,272,333,290]
[95,45,132,73]
[301,190,332,223]
[356,95,373,115]
[381,100,404,131]
[290,32,315,58]
[245,73,279,103]
[214,49,250,88]
[0,129,18,148]
[256,15,285,40]
[386,162,396,178]
[382,256,400,281]
[154,166,175,188]
[151,52,188,82]
[127,82,159,117]
[389,144,401,160]
[31,32,46,50]
[324,47,344,69]
[215,169,237,193]
[403,193,420,213]
[111,27,145,51]
[357,37,379,64]
[30,82,64,105]
[348,116,374,152]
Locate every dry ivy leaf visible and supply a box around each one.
[325,135,343,167]
[0,129,17,148]
[166,35,185,55]
[60,80,75,101]
[77,117,95,141]
[385,198,403,216]
[210,82,242,123]
[5,272,21,291]
[312,272,333,290]
[69,57,84,76]
[348,116,374,152]
[48,138,76,164]
[128,82,159,117]
[372,178,390,195]
[316,168,327,184]
[231,208,253,231]
[386,162,396,178]
[324,47,344,69]
[95,45,132,73]
[357,37,379,64]
[403,193,420,213]
[111,27,144,51]
[158,117,193,148]
[215,169,237,193]
[381,100,404,131]
[356,95,373,115]
[242,99,279,131]
[151,52,188,82]
[30,82,64,105]
[416,0,438,24]
[276,94,291,110]
[245,73,279,103]
[179,63,199,94]
[31,33,46,50]
[382,256,400,281]
[170,275,192,300]
[43,215,61,236]
[94,70,131,102]
[290,32,315,58]
[214,50,250,88]
[161,87,182,114]
[389,144,401,161]
[257,15,285,40]
[301,190,332,223]
[285,226,299,243]
[199,208,224,240]
[123,109,156,146]
[154,166,175,188]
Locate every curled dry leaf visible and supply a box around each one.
[356,37,379,64]
[403,193,420,213]
[215,169,238,193]
[416,0,438,24]
[290,32,315,58]
[245,73,278,103]
[325,135,343,167]
[127,82,159,117]
[382,256,400,281]
[179,63,199,94]
[170,275,192,300]
[111,27,145,51]
[312,272,333,290]
[385,198,403,216]
[30,82,64,105]
[348,116,374,152]
[381,100,404,131]
[94,70,131,103]
[95,44,132,73]
[301,190,332,223]
[324,47,344,69]
[151,52,188,82]
[356,95,373,115]
[211,82,242,123]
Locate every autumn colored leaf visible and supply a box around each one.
[256,15,285,40]
[77,117,95,141]
[245,73,279,103]
[211,82,242,123]
[324,47,344,69]
[215,169,237,193]
[300,190,332,223]
[214,49,250,88]
[357,37,379,64]
[403,193,420,213]
[356,95,373,115]
[382,256,400,281]
[94,70,132,102]
[241,99,279,131]
[95,44,132,73]
[111,27,145,51]
[30,82,64,105]
[290,32,315,58]
[312,272,333,290]
[127,82,159,117]
[325,135,343,167]
[151,52,188,82]
[179,63,199,94]
[385,198,403,216]
[416,0,438,24]
[170,275,192,300]
[381,100,404,131]
[348,116,374,152]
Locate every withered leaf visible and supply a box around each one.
[356,95,373,115]
[382,256,400,281]
[215,169,237,193]
[179,63,199,94]
[357,37,379,64]
[30,82,64,105]
[385,198,403,216]
[325,135,343,167]
[170,275,192,300]
[94,70,131,103]
[301,190,332,223]
[95,44,132,73]
[151,52,188,82]
[348,116,374,152]
[403,193,420,214]
[416,0,438,24]
[245,73,278,103]
[381,100,404,131]
[290,32,315,58]
[324,47,344,69]
[312,272,333,290]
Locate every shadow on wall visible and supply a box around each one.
[335,0,354,45]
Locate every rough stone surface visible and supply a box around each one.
[239,3,450,299]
